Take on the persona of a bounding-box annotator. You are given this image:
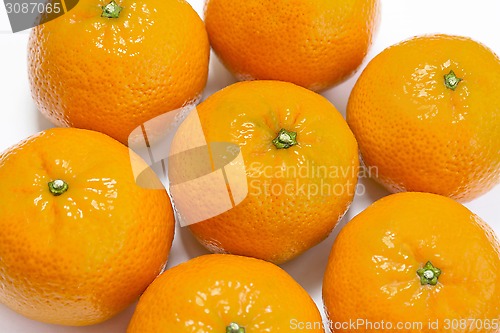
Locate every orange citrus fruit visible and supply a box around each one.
[347,34,500,202]
[323,192,500,333]
[169,80,358,264]
[0,128,175,326]
[204,0,380,91]
[28,0,209,145]
[127,254,324,333]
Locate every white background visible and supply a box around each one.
[0,1,499,332]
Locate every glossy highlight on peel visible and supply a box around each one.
[127,254,324,333]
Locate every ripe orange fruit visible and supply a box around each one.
[127,254,324,333]
[169,80,358,264]
[347,34,500,202]
[204,0,380,91]
[28,0,209,145]
[0,128,175,326]
[323,192,500,333]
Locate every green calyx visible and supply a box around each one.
[417,261,441,286]
[272,128,297,149]
[226,323,245,333]
[444,70,462,91]
[101,0,123,18]
[48,179,69,196]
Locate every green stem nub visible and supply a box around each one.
[48,179,69,196]
[226,323,245,333]
[444,70,462,91]
[272,128,297,149]
[101,0,123,18]
[417,261,441,286]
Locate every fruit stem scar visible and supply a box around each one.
[226,322,245,333]
[272,128,298,149]
[417,261,441,286]
[444,70,462,90]
[101,0,123,18]
[48,179,69,196]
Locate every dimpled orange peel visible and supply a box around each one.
[204,0,380,91]
[170,80,359,264]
